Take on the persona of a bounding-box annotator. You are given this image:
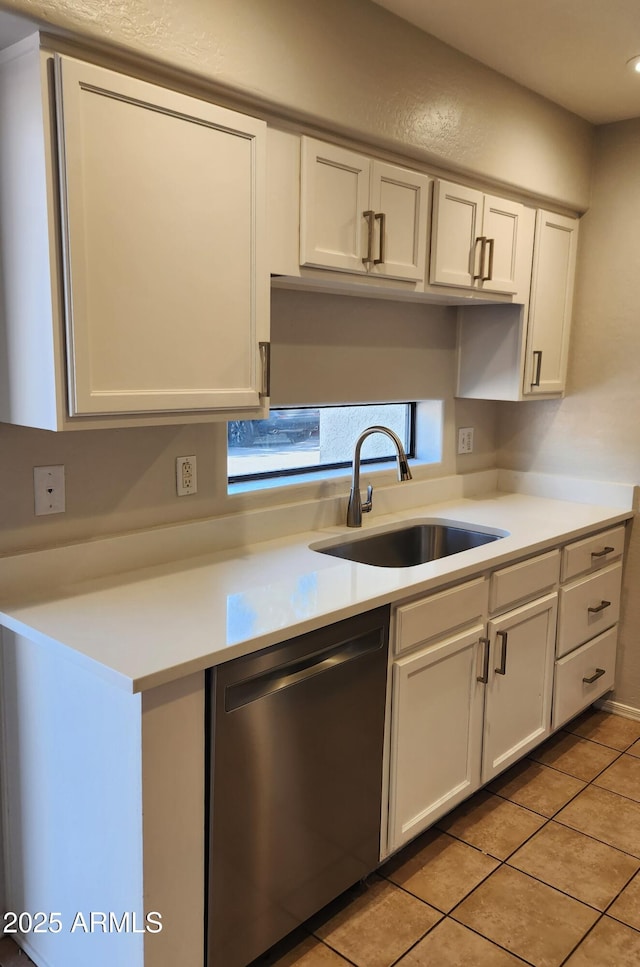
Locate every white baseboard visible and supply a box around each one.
[596,697,640,722]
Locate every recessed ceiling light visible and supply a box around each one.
[626,54,640,74]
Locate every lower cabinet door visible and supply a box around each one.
[482,593,557,783]
[388,625,485,852]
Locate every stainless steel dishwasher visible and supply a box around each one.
[207,606,389,967]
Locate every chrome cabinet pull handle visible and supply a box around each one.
[495,630,508,675]
[259,342,271,398]
[477,637,490,683]
[532,350,543,387]
[362,210,375,264]
[473,236,487,280]
[588,600,611,614]
[583,668,606,684]
[591,546,614,559]
[482,237,495,281]
[374,211,386,264]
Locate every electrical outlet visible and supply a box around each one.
[457,427,474,455]
[34,465,66,515]
[176,455,197,496]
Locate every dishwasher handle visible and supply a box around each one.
[225,628,384,711]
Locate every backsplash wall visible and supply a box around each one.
[0,293,498,556]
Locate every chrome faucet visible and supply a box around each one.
[346,425,412,527]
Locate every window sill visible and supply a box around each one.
[227,458,434,497]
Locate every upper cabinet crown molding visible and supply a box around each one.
[0,40,269,430]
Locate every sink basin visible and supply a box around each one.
[312,522,505,568]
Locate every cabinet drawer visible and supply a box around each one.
[561,526,625,582]
[552,626,617,729]
[394,577,487,656]
[490,550,560,614]
[557,562,622,658]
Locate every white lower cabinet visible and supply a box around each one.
[389,624,485,851]
[551,526,624,728]
[385,533,624,856]
[482,593,557,783]
[388,576,558,852]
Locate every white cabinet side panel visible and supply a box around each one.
[141,673,205,967]
[0,630,144,967]
[0,44,62,429]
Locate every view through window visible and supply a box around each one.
[228,403,414,483]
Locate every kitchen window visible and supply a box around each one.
[228,402,440,489]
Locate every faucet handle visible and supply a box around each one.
[363,485,373,514]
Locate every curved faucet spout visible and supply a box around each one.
[346,425,412,527]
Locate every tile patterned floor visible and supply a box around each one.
[3,707,640,967]
[251,706,640,967]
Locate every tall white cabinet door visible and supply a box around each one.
[299,137,370,273]
[388,626,485,852]
[482,594,557,783]
[430,179,483,287]
[524,211,579,396]
[55,56,268,417]
[369,162,430,281]
[480,195,522,295]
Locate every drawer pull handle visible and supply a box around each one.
[583,668,606,685]
[477,637,490,684]
[591,546,614,559]
[588,600,611,614]
[495,630,508,676]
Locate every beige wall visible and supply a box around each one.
[497,118,640,709]
[0,291,498,554]
[1,0,592,209]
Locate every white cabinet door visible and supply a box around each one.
[369,161,430,281]
[480,194,522,294]
[55,56,268,417]
[299,137,370,273]
[430,180,483,287]
[299,140,429,282]
[389,625,485,852]
[524,210,579,396]
[431,179,523,294]
[482,593,557,783]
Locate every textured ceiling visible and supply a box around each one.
[372,0,640,123]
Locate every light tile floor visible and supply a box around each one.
[251,706,640,967]
[3,707,640,967]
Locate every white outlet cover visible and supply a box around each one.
[457,427,474,455]
[34,465,66,515]
[176,455,197,496]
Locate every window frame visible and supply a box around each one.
[227,402,417,485]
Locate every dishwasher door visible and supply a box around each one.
[207,606,389,967]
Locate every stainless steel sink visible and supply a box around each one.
[312,522,506,568]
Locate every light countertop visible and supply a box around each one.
[0,482,634,693]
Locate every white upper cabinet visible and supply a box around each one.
[300,137,430,282]
[430,178,523,294]
[456,208,579,402]
[0,40,269,429]
[524,210,579,396]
